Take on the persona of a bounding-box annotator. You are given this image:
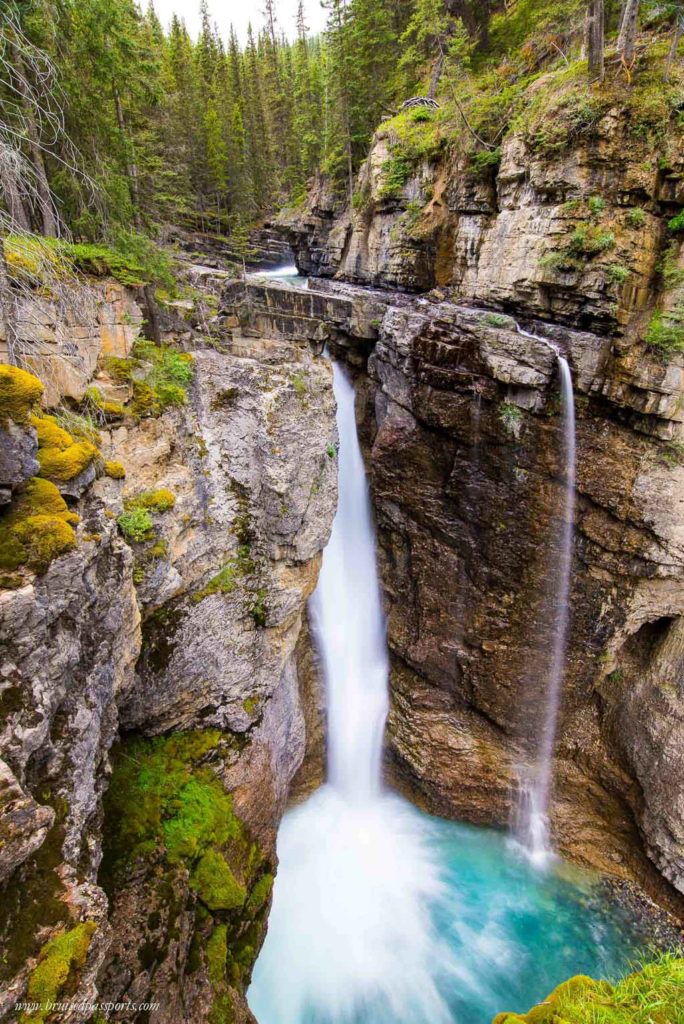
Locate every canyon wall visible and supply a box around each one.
[281,93,684,908]
[0,276,337,1021]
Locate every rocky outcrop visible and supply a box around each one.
[0,265,338,1021]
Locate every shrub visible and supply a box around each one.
[645,305,684,359]
[626,208,647,229]
[587,195,606,217]
[606,264,630,284]
[500,402,523,437]
[378,156,412,199]
[116,506,153,543]
[669,209,684,233]
[0,365,43,424]
[568,225,616,257]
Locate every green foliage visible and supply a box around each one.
[117,506,153,543]
[627,208,647,229]
[669,209,684,232]
[104,343,193,419]
[567,225,616,257]
[117,487,175,543]
[378,156,412,199]
[606,264,630,285]
[492,955,684,1024]
[499,402,523,437]
[645,304,684,359]
[192,562,238,603]
[588,196,606,217]
[659,439,684,467]
[249,588,269,628]
[21,922,97,1024]
[481,312,513,328]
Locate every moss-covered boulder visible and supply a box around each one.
[0,365,44,425]
[492,956,684,1024]
[0,477,79,575]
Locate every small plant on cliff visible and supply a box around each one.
[658,438,684,467]
[668,209,684,233]
[645,304,684,359]
[499,402,523,439]
[567,225,616,258]
[378,156,412,200]
[626,208,647,229]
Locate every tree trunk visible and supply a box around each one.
[617,0,640,65]
[0,145,31,233]
[428,52,444,100]
[667,16,684,72]
[0,236,18,364]
[586,0,605,82]
[114,87,142,230]
[113,86,161,344]
[9,40,58,238]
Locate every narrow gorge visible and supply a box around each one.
[1,2,684,1023]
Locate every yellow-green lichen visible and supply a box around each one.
[32,414,98,483]
[0,478,79,575]
[104,460,126,479]
[0,364,44,424]
[20,921,97,1024]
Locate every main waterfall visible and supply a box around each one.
[249,361,450,1024]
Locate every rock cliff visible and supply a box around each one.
[280,78,684,910]
[0,272,337,1021]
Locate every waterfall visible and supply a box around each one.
[249,361,450,1024]
[517,348,577,865]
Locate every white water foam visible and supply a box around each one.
[248,362,451,1024]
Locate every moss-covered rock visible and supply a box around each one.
[31,414,98,483]
[492,956,684,1024]
[0,478,79,575]
[20,921,97,1024]
[190,850,246,911]
[104,460,126,479]
[0,365,44,424]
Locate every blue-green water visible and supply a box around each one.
[249,790,649,1024]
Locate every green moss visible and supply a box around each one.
[190,850,246,911]
[206,924,228,987]
[104,460,126,479]
[103,343,193,420]
[21,921,97,1024]
[100,730,243,888]
[245,872,273,914]
[191,562,238,603]
[32,414,98,483]
[134,488,176,512]
[492,956,684,1024]
[242,696,259,716]
[0,364,44,424]
[0,478,78,575]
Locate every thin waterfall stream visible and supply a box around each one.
[513,326,578,864]
[249,359,648,1024]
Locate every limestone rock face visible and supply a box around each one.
[0,508,139,1017]
[0,279,143,406]
[0,272,338,1021]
